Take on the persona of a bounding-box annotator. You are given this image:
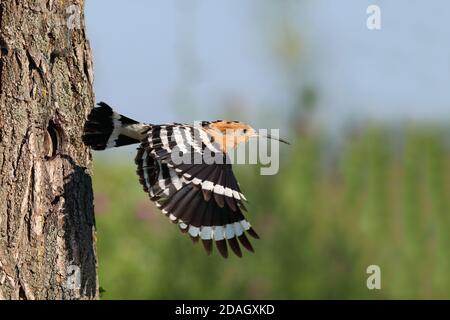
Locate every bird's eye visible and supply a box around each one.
[243,129,248,134]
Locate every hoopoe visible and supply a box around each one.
[83,102,289,258]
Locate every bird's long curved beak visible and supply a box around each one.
[259,133,290,145]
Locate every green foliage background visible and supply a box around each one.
[92,125,450,299]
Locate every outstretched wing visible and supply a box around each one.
[135,124,258,258]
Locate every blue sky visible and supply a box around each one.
[85,0,450,129]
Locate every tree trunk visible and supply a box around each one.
[0,0,97,299]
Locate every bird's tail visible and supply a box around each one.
[82,102,149,150]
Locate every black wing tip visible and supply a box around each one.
[238,233,255,253]
[247,227,260,239]
[202,239,213,256]
[215,240,229,258]
[228,237,243,258]
[190,235,199,244]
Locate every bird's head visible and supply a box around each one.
[206,120,289,152]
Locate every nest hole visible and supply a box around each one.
[45,120,62,160]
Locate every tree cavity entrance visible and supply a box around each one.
[45,120,62,160]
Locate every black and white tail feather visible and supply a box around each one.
[83,102,259,258]
[82,102,150,150]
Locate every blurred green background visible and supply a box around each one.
[93,124,450,299]
[86,0,450,299]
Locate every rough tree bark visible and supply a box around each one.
[0,0,97,299]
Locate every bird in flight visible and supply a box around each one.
[83,102,289,258]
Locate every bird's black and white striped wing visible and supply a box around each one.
[149,125,247,203]
[135,124,258,258]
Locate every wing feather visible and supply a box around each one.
[134,124,256,258]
